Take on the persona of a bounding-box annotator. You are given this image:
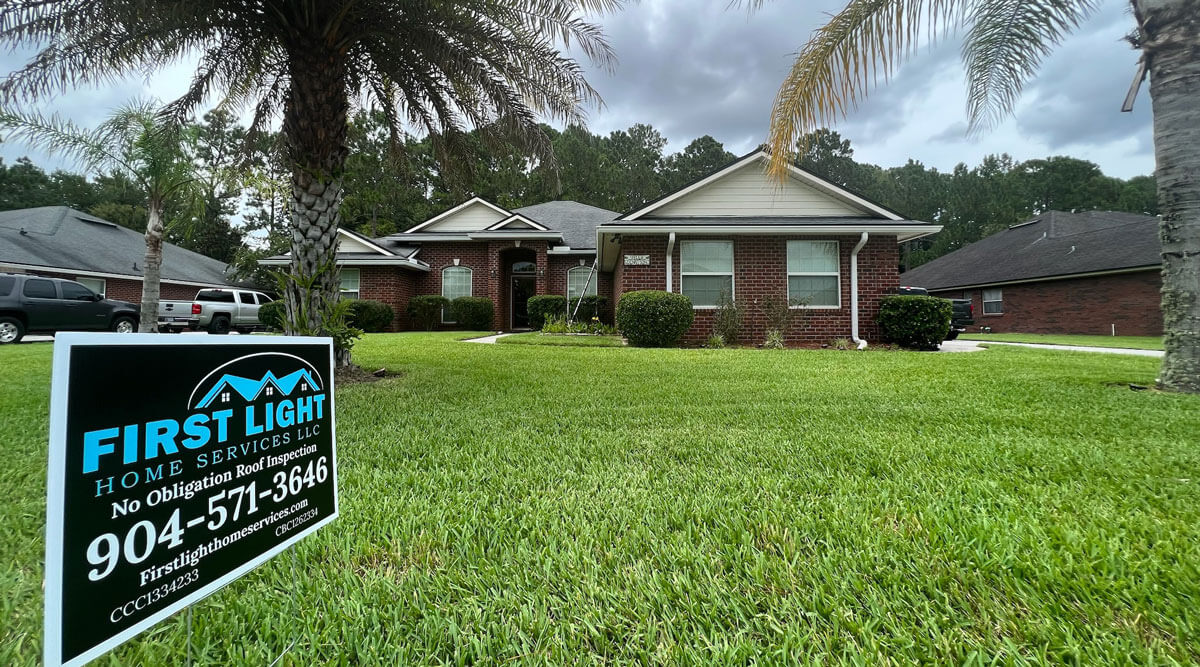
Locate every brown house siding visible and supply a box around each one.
[931,269,1163,336]
[615,234,899,345]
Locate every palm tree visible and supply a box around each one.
[0,101,197,333]
[0,1,617,360]
[754,0,1198,393]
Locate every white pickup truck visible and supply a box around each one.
[157,288,274,334]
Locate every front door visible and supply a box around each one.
[511,276,536,329]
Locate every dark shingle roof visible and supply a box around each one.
[901,210,1159,290]
[512,201,619,248]
[0,206,234,285]
[604,216,931,226]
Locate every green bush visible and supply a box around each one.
[878,295,953,350]
[712,290,742,344]
[451,296,494,330]
[527,295,566,330]
[568,295,609,322]
[407,295,449,331]
[615,290,694,347]
[258,299,286,331]
[345,299,394,333]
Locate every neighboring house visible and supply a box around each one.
[261,150,941,343]
[900,210,1162,336]
[0,206,237,301]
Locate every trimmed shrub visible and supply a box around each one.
[878,295,952,350]
[345,299,394,333]
[527,295,566,330]
[616,290,694,347]
[258,299,286,331]
[568,295,609,322]
[407,295,449,331]
[451,296,494,330]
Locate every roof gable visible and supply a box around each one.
[486,214,550,231]
[406,197,509,233]
[624,151,901,221]
[336,228,393,255]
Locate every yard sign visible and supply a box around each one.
[45,334,338,666]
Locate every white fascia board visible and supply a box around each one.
[0,261,233,288]
[547,247,597,255]
[257,258,430,271]
[597,224,941,242]
[337,227,395,255]
[404,197,511,233]
[485,213,551,231]
[386,233,472,241]
[621,151,903,221]
[466,231,563,240]
[922,265,1160,291]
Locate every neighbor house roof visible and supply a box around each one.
[900,210,1160,290]
[0,206,235,286]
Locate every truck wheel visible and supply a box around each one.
[208,316,231,335]
[112,317,136,334]
[0,317,24,344]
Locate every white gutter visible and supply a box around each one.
[665,231,676,292]
[850,232,869,350]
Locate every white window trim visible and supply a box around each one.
[982,288,1004,314]
[441,266,473,323]
[680,240,734,310]
[566,265,598,300]
[787,240,841,309]
[75,276,106,297]
[339,268,361,300]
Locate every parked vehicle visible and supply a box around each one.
[0,273,139,344]
[157,298,195,333]
[896,285,974,340]
[184,288,273,335]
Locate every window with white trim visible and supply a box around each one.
[76,276,106,297]
[983,288,1003,314]
[787,241,840,307]
[680,240,733,307]
[339,268,361,299]
[441,266,472,322]
[567,265,598,300]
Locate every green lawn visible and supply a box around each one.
[497,332,626,347]
[961,332,1165,350]
[4,333,1200,663]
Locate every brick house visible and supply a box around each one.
[900,211,1162,336]
[0,206,237,302]
[262,150,941,343]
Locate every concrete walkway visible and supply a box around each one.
[949,339,1163,357]
[462,333,514,344]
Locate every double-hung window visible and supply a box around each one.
[339,268,361,299]
[442,266,472,322]
[567,265,597,300]
[787,241,840,308]
[680,240,733,307]
[76,277,106,297]
[982,288,1003,314]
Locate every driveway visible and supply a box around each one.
[944,339,1163,357]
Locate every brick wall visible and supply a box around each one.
[615,234,899,345]
[932,269,1163,336]
[357,267,415,331]
[547,254,613,322]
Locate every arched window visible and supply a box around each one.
[442,266,472,322]
[567,265,598,300]
[512,260,536,275]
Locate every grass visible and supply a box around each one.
[3,333,1200,663]
[961,332,1164,350]
[497,332,626,347]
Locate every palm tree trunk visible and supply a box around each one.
[139,201,165,333]
[1135,0,1200,393]
[281,44,350,364]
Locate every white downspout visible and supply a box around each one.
[665,231,676,292]
[850,231,869,350]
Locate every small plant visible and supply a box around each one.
[569,295,609,322]
[763,329,786,349]
[706,334,725,349]
[542,315,616,335]
[616,291,694,347]
[450,296,494,330]
[406,295,450,331]
[712,290,742,344]
[273,262,362,366]
[257,299,286,331]
[528,295,566,329]
[878,295,952,350]
[830,337,852,351]
[345,299,395,333]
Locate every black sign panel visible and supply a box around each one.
[45,334,338,666]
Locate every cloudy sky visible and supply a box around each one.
[0,0,1153,179]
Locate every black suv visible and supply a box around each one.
[0,273,140,344]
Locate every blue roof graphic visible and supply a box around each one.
[196,368,321,408]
